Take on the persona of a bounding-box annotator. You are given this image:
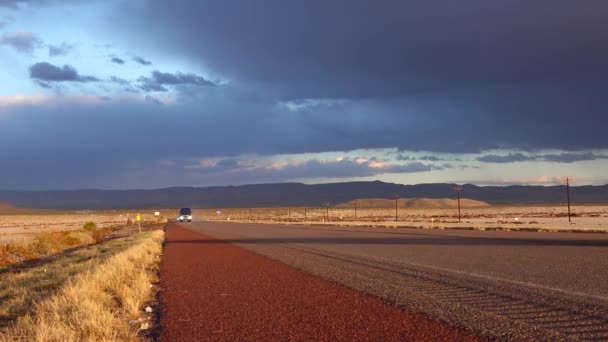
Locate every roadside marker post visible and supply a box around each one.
[137,214,141,233]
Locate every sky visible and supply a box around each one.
[0,0,607,190]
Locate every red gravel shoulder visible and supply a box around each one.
[159,223,485,341]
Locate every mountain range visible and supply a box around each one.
[0,181,606,210]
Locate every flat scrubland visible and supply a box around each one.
[197,203,608,232]
[0,210,165,244]
[0,226,164,341]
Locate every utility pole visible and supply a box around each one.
[455,185,463,223]
[566,177,572,223]
[394,194,398,221]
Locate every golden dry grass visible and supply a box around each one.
[0,229,163,342]
[0,212,165,244]
[0,227,114,268]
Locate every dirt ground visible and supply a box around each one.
[197,205,608,232]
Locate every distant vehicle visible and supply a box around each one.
[177,208,192,222]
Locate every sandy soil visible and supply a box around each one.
[197,205,608,232]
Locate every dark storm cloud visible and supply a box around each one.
[29,62,99,82]
[477,152,608,164]
[110,0,608,153]
[3,1,608,189]
[48,42,72,57]
[119,0,608,99]
[0,96,456,188]
[111,57,125,64]
[132,56,151,65]
[1,30,42,54]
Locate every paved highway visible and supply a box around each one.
[181,221,608,341]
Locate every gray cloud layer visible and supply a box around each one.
[29,62,99,82]
[187,158,445,184]
[111,57,125,64]
[48,42,72,56]
[477,152,608,164]
[132,56,151,65]
[137,70,215,92]
[1,30,42,54]
[0,16,13,29]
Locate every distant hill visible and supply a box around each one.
[336,198,490,209]
[0,181,606,209]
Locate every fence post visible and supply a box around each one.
[566,177,572,223]
[395,195,398,221]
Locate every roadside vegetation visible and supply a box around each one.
[0,227,164,341]
[0,222,115,268]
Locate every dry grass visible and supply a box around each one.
[0,212,164,244]
[0,227,112,268]
[0,229,163,341]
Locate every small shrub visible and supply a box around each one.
[59,232,81,246]
[30,234,61,256]
[72,231,95,245]
[92,227,113,243]
[0,243,34,267]
[83,221,97,231]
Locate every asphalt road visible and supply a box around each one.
[160,224,483,341]
[182,221,608,341]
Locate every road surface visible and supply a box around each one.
[159,224,482,341]
[163,221,608,341]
